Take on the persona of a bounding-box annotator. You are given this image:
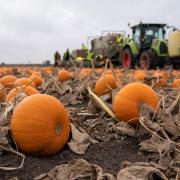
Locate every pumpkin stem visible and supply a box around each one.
[88,86,117,121]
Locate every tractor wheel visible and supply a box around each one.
[140,51,155,70]
[122,48,134,69]
[159,58,171,68]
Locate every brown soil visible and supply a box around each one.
[0,138,155,180]
[0,67,178,180]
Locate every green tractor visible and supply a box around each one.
[122,23,168,69]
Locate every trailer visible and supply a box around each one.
[91,30,125,67]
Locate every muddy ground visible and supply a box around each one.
[0,137,156,180]
[0,67,179,180]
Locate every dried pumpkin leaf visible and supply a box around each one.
[108,121,136,137]
[117,162,168,180]
[68,123,98,155]
[34,159,114,180]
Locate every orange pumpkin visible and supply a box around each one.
[95,74,117,96]
[30,75,43,87]
[43,67,54,74]
[15,78,36,88]
[31,71,41,76]
[154,71,165,78]
[0,75,17,88]
[154,77,167,87]
[154,72,167,87]
[95,68,104,75]
[113,82,158,125]
[10,94,70,156]
[173,71,180,78]
[172,79,180,88]
[134,70,146,81]
[1,67,13,75]
[0,84,6,102]
[6,86,39,102]
[156,78,167,87]
[79,68,92,79]
[58,69,71,82]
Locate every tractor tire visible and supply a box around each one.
[171,58,180,69]
[140,50,155,70]
[122,48,135,69]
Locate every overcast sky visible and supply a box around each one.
[0,0,179,64]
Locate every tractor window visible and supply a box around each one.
[157,28,164,39]
[133,28,141,48]
[144,27,164,40]
[146,29,154,36]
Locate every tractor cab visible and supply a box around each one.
[122,23,168,69]
[131,23,166,50]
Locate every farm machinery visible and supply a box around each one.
[122,23,168,69]
[72,22,180,69]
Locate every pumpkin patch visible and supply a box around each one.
[0,65,178,180]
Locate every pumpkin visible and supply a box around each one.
[113,82,158,125]
[173,71,180,79]
[10,94,70,156]
[95,68,104,75]
[134,70,146,81]
[154,71,165,78]
[172,79,180,88]
[15,78,36,88]
[155,77,167,87]
[0,84,6,102]
[116,71,123,78]
[30,75,43,87]
[0,67,13,75]
[58,69,71,82]
[6,86,39,102]
[31,71,41,76]
[95,74,117,96]
[79,68,92,79]
[154,72,167,87]
[43,67,54,74]
[0,75,17,88]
